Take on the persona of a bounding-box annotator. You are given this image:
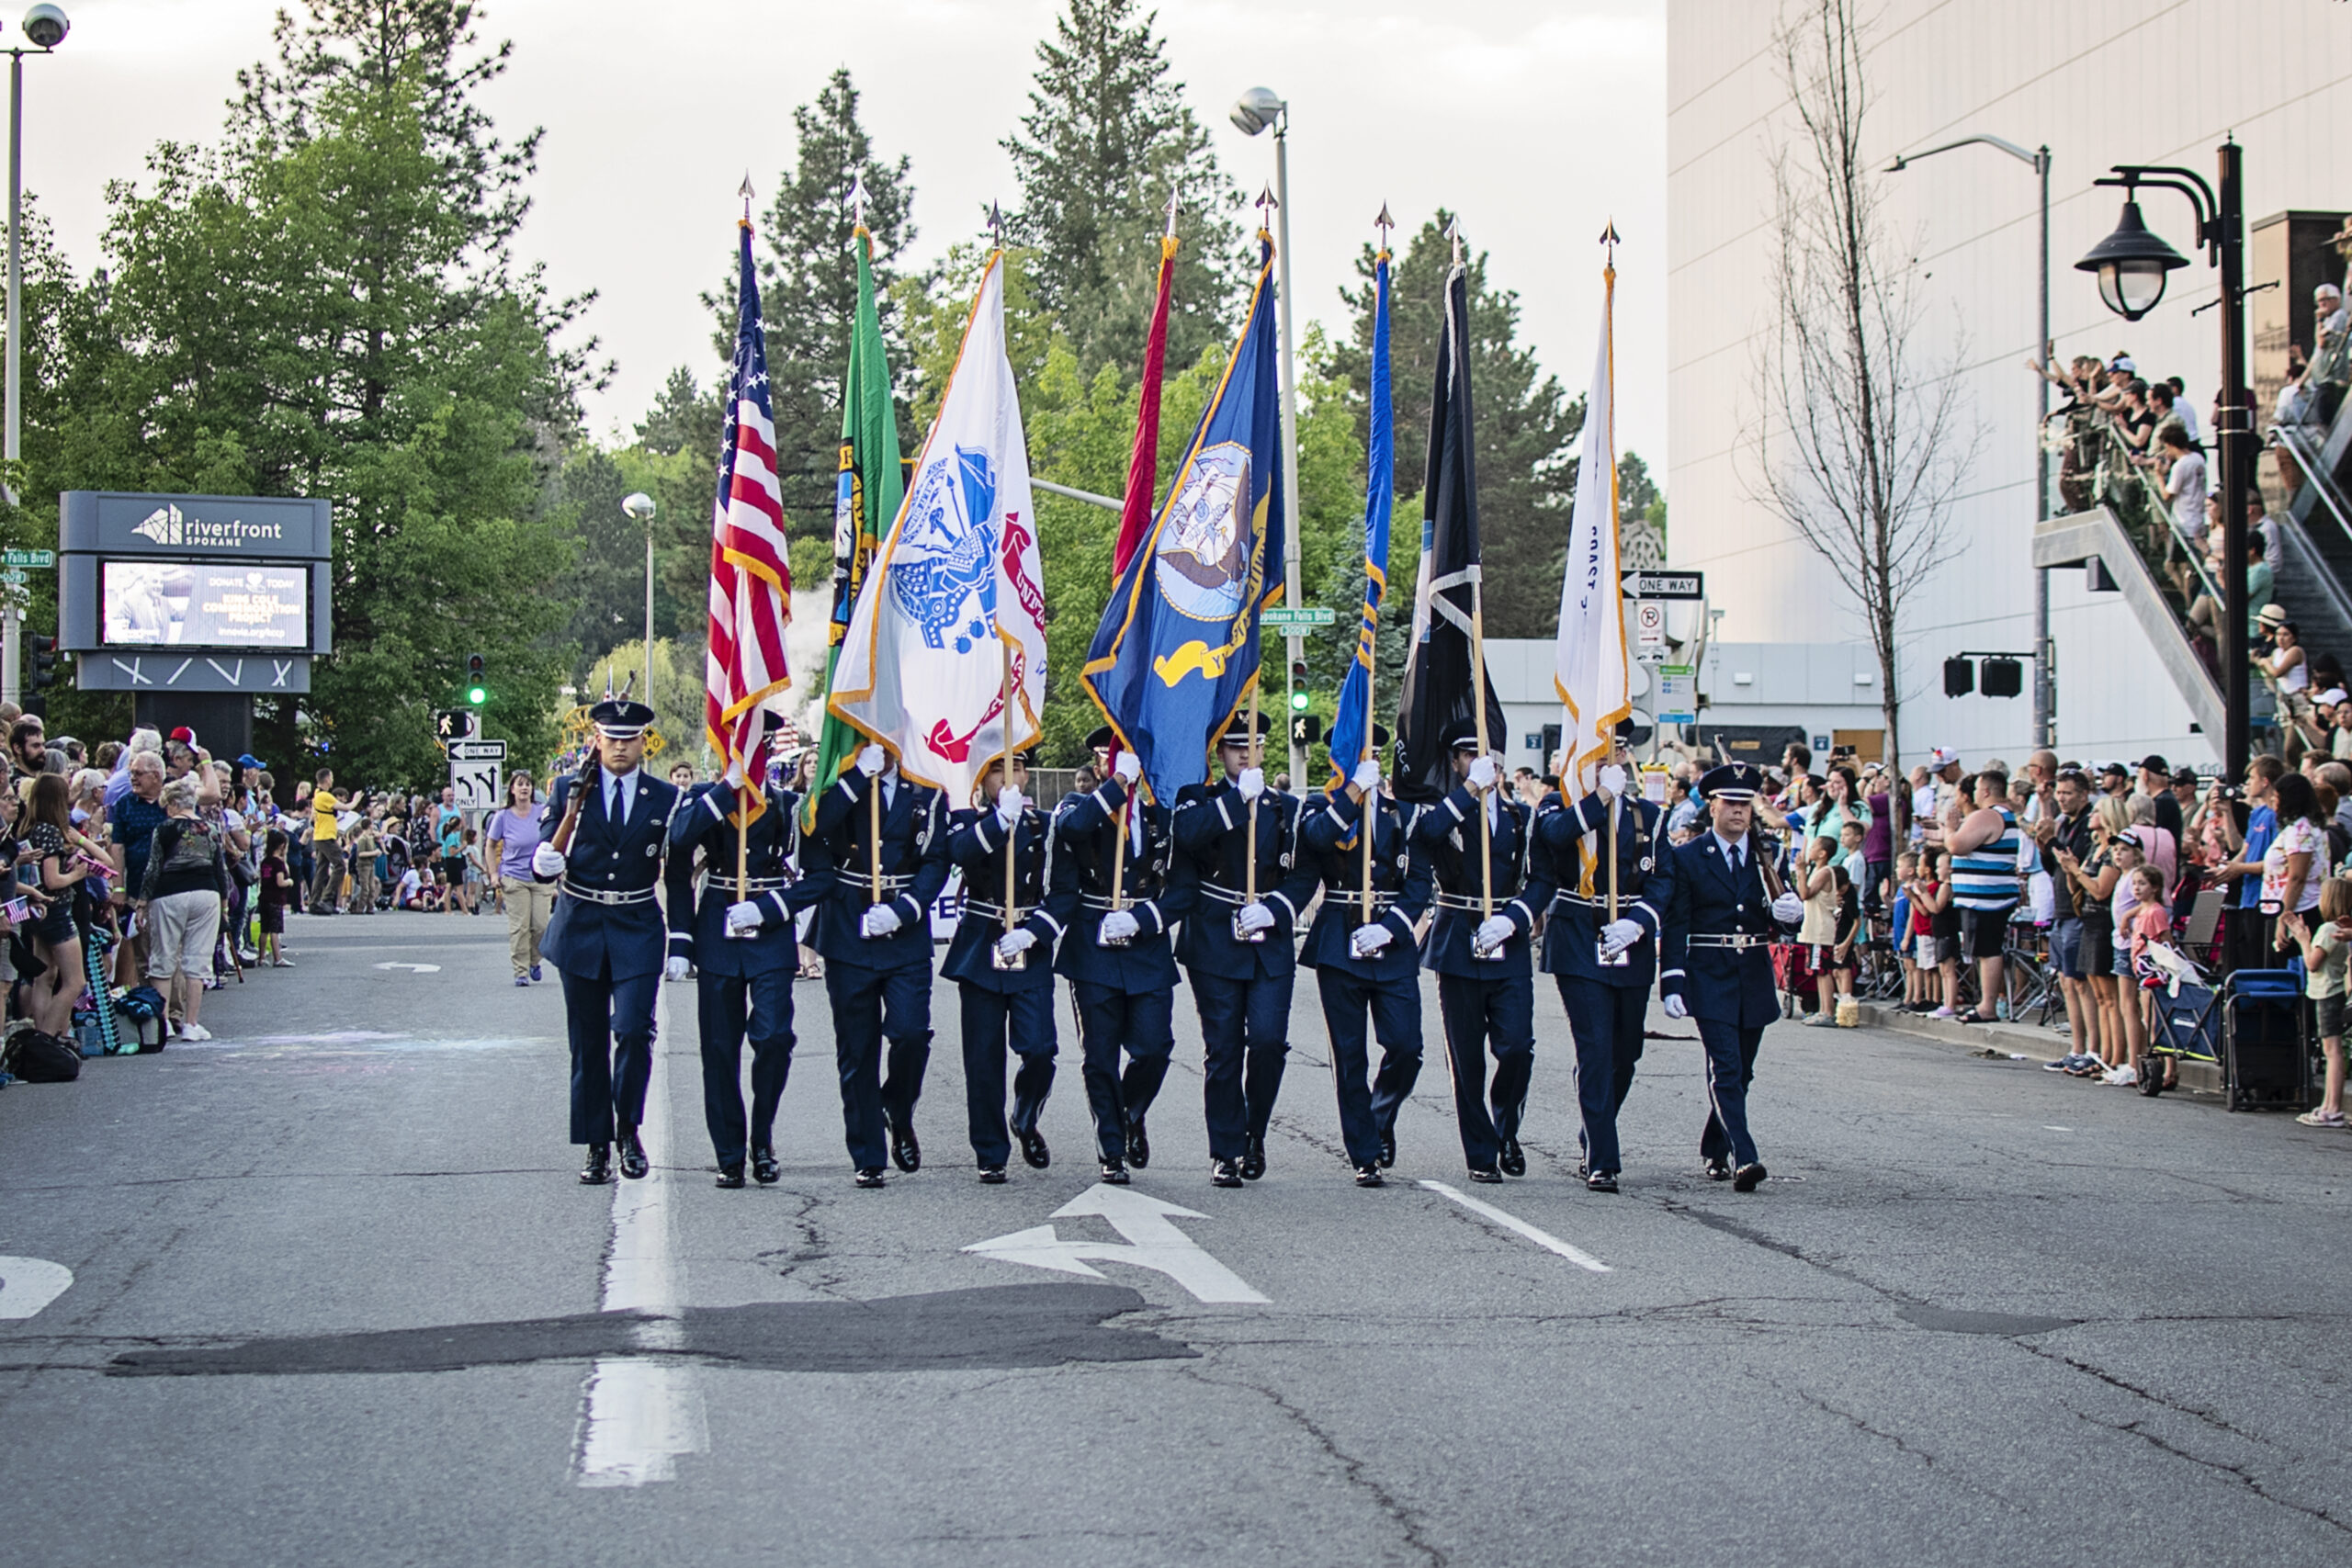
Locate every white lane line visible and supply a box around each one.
[2043,1125,2074,1133]
[1419,1180,1612,1274]
[572,979,707,1488]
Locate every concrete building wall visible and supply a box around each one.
[1667,0,2352,772]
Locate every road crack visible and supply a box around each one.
[2074,1408,2352,1537]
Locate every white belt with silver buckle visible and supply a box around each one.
[560,881,656,908]
[1330,889,1397,909]
[1436,892,1514,912]
[1686,932,1769,949]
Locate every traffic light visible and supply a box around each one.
[1289,658,1310,713]
[1290,713,1322,750]
[1980,657,2024,699]
[1943,657,1974,697]
[434,708,475,745]
[29,634,57,692]
[465,652,487,705]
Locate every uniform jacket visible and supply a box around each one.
[1660,827,1783,1028]
[667,781,830,978]
[1298,787,1432,983]
[802,768,948,973]
[1532,789,1675,989]
[1050,776,1191,994]
[1410,782,1557,978]
[538,766,693,983]
[938,802,1075,993]
[1170,778,1318,982]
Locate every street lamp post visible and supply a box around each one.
[623,491,656,701]
[0,5,68,706]
[1231,85,1306,792]
[2076,141,2248,780]
[1887,132,2052,749]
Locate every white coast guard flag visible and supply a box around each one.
[826,253,1046,807]
[1552,276,1630,793]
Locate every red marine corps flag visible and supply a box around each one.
[704,207,792,814]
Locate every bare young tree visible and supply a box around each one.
[1747,0,1981,770]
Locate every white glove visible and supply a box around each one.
[996,928,1037,959]
[1772,891,1804,924]
[1599,764,1627,799]
[664,955,691,981]
[1114,750,1142,784]
[532,843,566,878]
[1351,759,1381,795]
[1351,923,1393,957]
[1663,993,1689,1020]
[1100,908,1140,942]
[861,903,903,938]
[1237,901,1275,934]
[1467,756,1498,792]
[994,786,1024,830]
[1475,914,1515,952]
[724,900,763,935]
[856,743,887,777]
[1236,767,1266,802]
[1600,918,1643,955]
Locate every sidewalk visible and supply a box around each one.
[1850,1001,2226,1097]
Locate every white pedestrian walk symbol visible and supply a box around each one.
[965,1184,1268,1303]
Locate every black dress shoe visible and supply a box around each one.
[715,1164,746,1189]
[1466,1166,1504,1184]
[1586,1168,1620,1193]
[1704,1156,1733,1181]
[888,1117,922,1173]
[1125,1118,1150,1169]
[1099,1160,1130,1185]
[616,1128,649,1180]
[978,1166,1008,1185]
[1498,1136,1526,1178]
[1240,1134,1266,1181]
[854,1168,887,1190]
[1210,1157,1244,1188]
[580,1144,611,1185]
[1376,1129,1396,1168]
[1733,1162,1768,1192]
[1353,1165,1385,1188]
[752,1147,781,1185]
[1018,1126,1051,1169]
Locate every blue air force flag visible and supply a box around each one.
[1080,239,1287,804]
[1327,245,1394,785]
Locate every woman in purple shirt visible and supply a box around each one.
[484,771,549,986]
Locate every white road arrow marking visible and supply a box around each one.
[372,962,442,973]
[964,1184,1268,1303]
[0,1256,73,1319]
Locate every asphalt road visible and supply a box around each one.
[4,908,2349,1566]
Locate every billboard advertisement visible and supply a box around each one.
[101,560,310,649]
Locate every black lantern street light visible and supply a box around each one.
[2076,141,2248,780]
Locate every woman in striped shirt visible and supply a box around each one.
[1945,768,2022,1023]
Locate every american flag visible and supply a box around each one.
[704,221,792,806]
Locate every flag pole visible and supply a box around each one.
[869,771,882,904]
[739,769,757,902]
[1001,633,1017,936]
[1361,639,1376,926]
[1245,680,1261,906]
[1472,580,1493,920]
[1602,239,1620,925]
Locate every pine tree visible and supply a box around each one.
[1004,0,1244,380]
[1329,213,1584,641]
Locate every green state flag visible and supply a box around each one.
[803,227,905,832]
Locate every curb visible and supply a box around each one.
[1849,1001,2224,1097]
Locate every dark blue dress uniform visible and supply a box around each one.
[1051,772,1191,1175]
[668,778,829,1181]
[803,764,949,1179]
[1172,774,1318,1174]
[1659,765,1785,1186]
[1412,766,1559,1178]
[940,789,1075,1175]
[1533,785,1673,1183]
[538,763,693,1152]
[1300,783,1432,1175]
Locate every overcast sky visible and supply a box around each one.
[27,0,1665,464]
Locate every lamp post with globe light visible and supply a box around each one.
[0,4,67,705]
[2076,141,2246,778]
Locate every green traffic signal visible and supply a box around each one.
[1290,687,1310,712]
[467,684,487,705]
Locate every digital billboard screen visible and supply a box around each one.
[101,559,310,649]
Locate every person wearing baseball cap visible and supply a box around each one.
[2138,755,2185,840]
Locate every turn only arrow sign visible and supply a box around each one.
[964,1184,1267,1303]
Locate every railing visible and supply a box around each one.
[2047,405,2222,632]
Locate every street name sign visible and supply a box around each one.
[1,549,54,569]
[1260,606,1337,629]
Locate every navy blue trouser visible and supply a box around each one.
[826,961,933,1171]
[560,964,660,1145]
[1191,970,1292,1159]
[1695,1017,1764,1168]
[1074,981,1174,1163]
[1555,976,1647,1175]
[695,964,796,1168]
[1436,971,1534,1172]
[1317,968,1423,1168]
[960,982,1058,1168]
